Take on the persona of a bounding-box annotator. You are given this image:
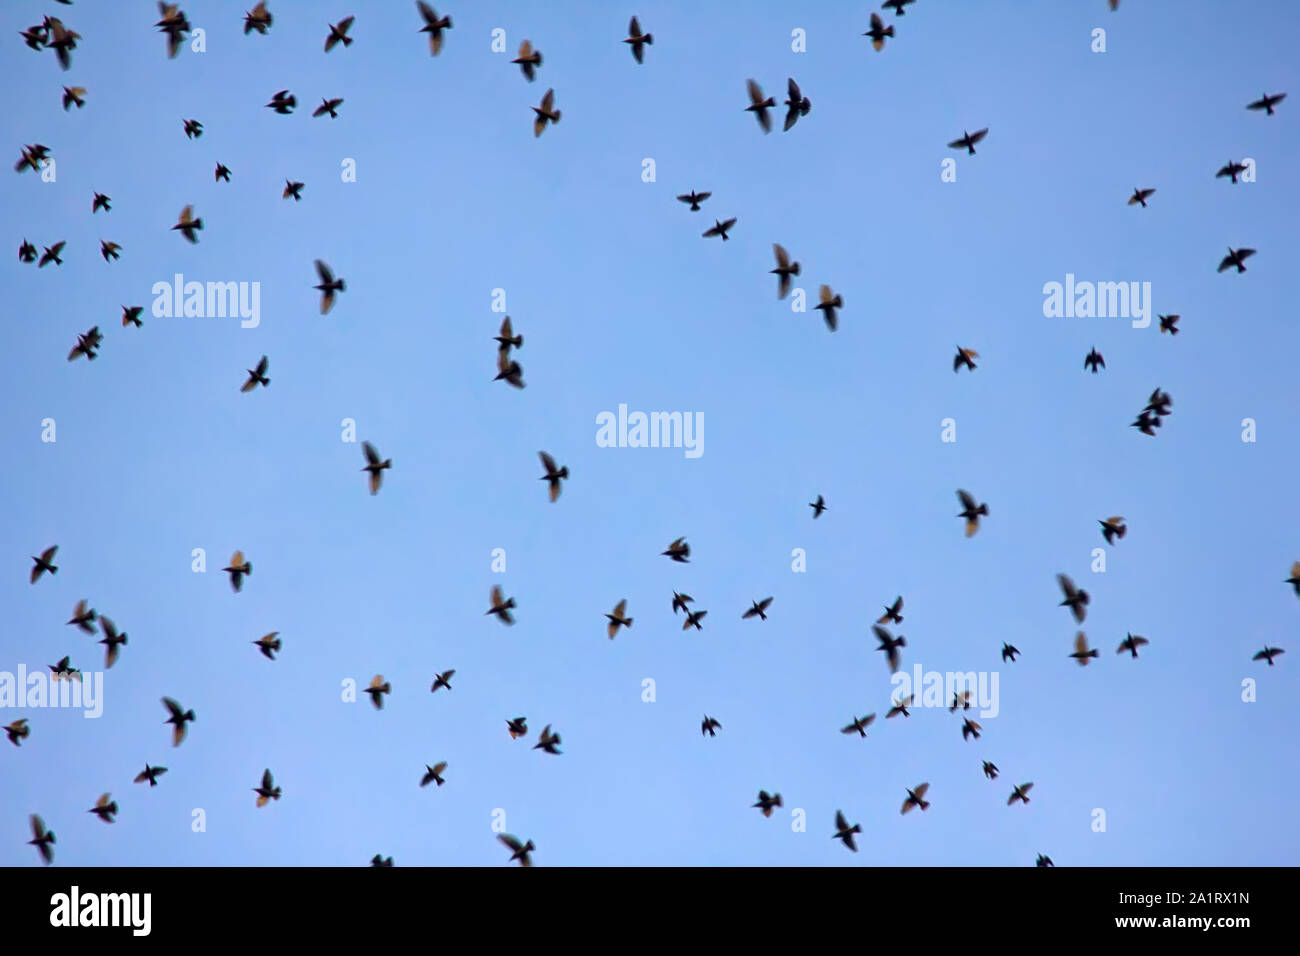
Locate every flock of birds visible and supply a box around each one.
[7,1,1293,867]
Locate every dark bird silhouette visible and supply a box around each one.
[487,585,516,625]
[49,656,82,682]
[241,355,270,392]
[947,128,988,154]
[498,834,534,867]
[28,815,55,864]
[753,790,783,817]
[702,218,737,241]
[534,724,562,755]
[1253,646,1285,666]
[953,347,978,373]
[1069,631,1099,666]
[982,761,999,780]
[1286,562,1300,596]
[370,854,394,867]
[1246,92,1286,115]
[283,180,304,201]
[745,79,775,132]
[1008,782,1034,805]
[364,675,391,709]
[625,16,652,63]
[215,162,231,182]
[810,494,827,518]
[1131,410,1161,436]
[62,86,85,110]
[100,241,121,262]
[4,719,30,747]
[495,316,523,352]
[15,144,50,174]
[19,240,37,263]
[47,17,81,69]
[770,243,801,298]
[67,599,97,634]
[783,77,811,131]
[1084,347,1105,372]
[701,715,721,737]
[672,592,693,615]
[539,451,569,502]
[961,717,982,741]
[873,624,906,673]
[878,596,903,625]
[172,205,203,243]
[833,810,862,852]
[901,783,930,814]
[361,441,391,494]
[742,598,773,621]
[957,489,989,537]
[419,762,447,787]
[162,697,195,745]
[950,690,972,713]
[1216,160,1248,184]
[1144,388,1172,417]
[1036,854,1054,867]
[20,25,48,51]
[840,713,876,737]
[886,694,914,719]
[662,537,690,562]
[682,609,708,631]
[864,12,894,50]
[99,617,128,668]
[416,2,452,56]
[1099,516,1126,544]
[430,669,455,693]
[884,0,916,13]
[506,717,528,739]
[325,16,355,52]
[815,284,843,331]
[1127,187,1155,207]
[675,190,711,211]
[313,97,343,118]
[494,350,525,388]
[223,551,251,592]
[67,326,101,361]
[1217,247,1255,273]
[1057,574,1089,623]
[1117,633,1148,658]
[314,259,345,313]
[1002,643,1019,662]
[1159,313,1179,335]
[266,89,296,114]
[252,632,280,660]
[244,2,273,35]
[605,600,633,638]
[134,764,168,787]
[254,769,282,806]
[183,118,203,139]
[512,40,542,81]
[91,192,111,214]
[156,3,191,58]
[39,242,66,267]
[30,546,58,583]
[532,88,561,136]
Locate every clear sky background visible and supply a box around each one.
[2,1,1297,867]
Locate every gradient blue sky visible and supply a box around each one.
[2,0,1297,867]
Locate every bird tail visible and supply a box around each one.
[342,35,353,46]
[558,466,569,479]
[504,598,516,609]
[978,504,988,516]
[552,110,561,123]
[791,263,801,276]
[626,617,633,627]
[536,52,543,66]
[516,335,524,347]
[645,34,654,44]
[193,218,204,229]
[919,799,929,810]
[337,279,346,292]
[1117,526,1126,538]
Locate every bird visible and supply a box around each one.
[671,592,693,615]
[1144,388,1173,417]
[982,761,999,780]
[745,79,775,132]
[512,40,542,81]
[252,633,280,660]
[961,717,982,741]
[49,657,82,682]
[313,97,343,119]
[244,2,273,35]
[742,597,773,621]
[864,12,894,51]
[953,347,979,373]
[91,193,111,214]
[487,585,516,625]
[883,0,916,14]
[901,783,931,814]
[1286,562,1300,596]
[1036,854,1055,867]
[265,89,296,114]
[1127,187,1156,207]
[67,599,97,634]
[1217,247,1256,273]
[1246,92,1286,115]
[1216,160,1248,183]
[753,791,783,817]
[162,697,195,745]
[99,618,128,668]
[28,815,55,865]
[605,600,633,638]
[46,17,80,70]
[957,489,989,537]
[1002,643,1020,663]
[223,551,251,592]
[770,244,801,298]
[15,143,50,173]
[494,350,526,388]
[1008,783,1034,805]
[416,2,452,56]
[156,3,190,58]
[702,218,737,241]
[1117,634,1149,658]
[950,690,972,713]
[532,88,561,136]
[675,190,711,211]
[833,811,862,852]
[325,15,355,52]
[682,609,708,631]
[495,316,523,352]
[122,306,144,329]
[134,765,168,787]
[534,725,562,755]
[241,356,270,392]
[61,86,86,110]
[1069,631,1099,666]
[498,834,534,867]
[430,669,455,693]
[701,715,721,737]
[809,495,827,518]
[506,717,528,739]
[215,162,231,182]
[39,242,66,267]
[873,625,906,673]
[314,260,346,313]
[172,205,203,243]
[183,118,203,139]
[783,77,812,131]
[67,326,102,361]
[1099,517,1126,544]
[4,719,30,747]
[1057,574,1089,623]
[538,452,569,502]
[886,694,914,719]
[361,441,391,494]
[624,16,652,63]
[878,596,904,625]
[1253,646,1285,666]
[840,713,876,738]
[283,180,304,201]
[815,284,843,331]
[1158,314,1180,335]
[254,769,282,807]
[20,25,48,51]
[100,241,121,262]
[370,854,394,867]
[18,240,37,263]
[947,128,989,154]
[364,675,391,709]
[419,762,447,788]
[662,537,690,562]
[30,546,58,583]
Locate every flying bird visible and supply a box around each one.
[254,769,282,807]
[538,452,569,502]
[156,3,191,58]
[430,669,455,693]
[15,143,50,173]
[19,240,37,263]
[61,86,85,110]
[67,599,97,634]
[215,162,231,182]
[783,77,811,131]
[675,190,711,211]
[494,350,525,388]
[864,12,894,50]
[30,546,58,583]
[172,205,203,243]
[770,244,801,299]
[486,585,516,625]
[878,596,903,625]
[953,347,978,373]
[833,810,862,852]
[961,718,982,741]
[742,597,773,621]
[1036,854,1055,867]
[1127,187,1156,207]
[223,551,251,592]
[364,675,391,709]
[498,834,534,867]
[1117,633,1148,658]
[92,193,111,214]
[39,242,66,267]
[100,241,121,262]
[512,40,542,81]
[313,97,343,119]
[183,118,203,139]
[605,600,633,638]
[532,89,561,136]
[950,690,972,713]
[420,762,447,788]
[1253,646,1285,666]
[883,0,916,14]
[957,489,989,537]
[840,713,876,738]
[134,765,167,787]
[266,89,296,114]
[745,79,775,132]
[315,259,345,313]
[49,656,82,682]
[1057,574,1089,623]
[1002,643,1019,662]
[534,724,562,755]
[244,2,273,35]
[662,537,690,562]
[873,625,906,673]
[1008,782,1034,805]
[1099,516,1126,544]
[682,609,708,631]
[753,791,783,817]
[4,720,30,747]
[701,715,721,737]
[99,617,128,668]
[901,783,931,814]
[506,717,528,739]
[672,592,693,615]
[1216,160,1248,183]
[624,16,652,63]
[46,17,81,70]
[886,694,914,719]
[162,697,195,745]
[67,326,101,361]
[1217,247,1255,273]
[241,355,270,392]
[1130,410,1161,436]
[495,316,523,352]
[983,761,999,780]
[283,180,304,201]
[252,633,281,660]
[1069,632,1099,666]
[325,15,355,52]
[28,815,55,865]
[361,441,391,494]
[1246,92,1286,115]
[815,285,843,331]
[370,855,394,867]
[810,494,827,518]
[1286,563,1300,596]
[416,3,452,56]
[947,128,988,154]
[702,218,737,241]
[1144,388,1172,417]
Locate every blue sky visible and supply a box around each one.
[2,0,1297,866]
